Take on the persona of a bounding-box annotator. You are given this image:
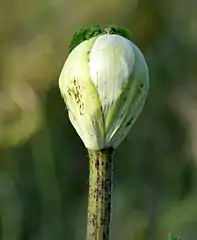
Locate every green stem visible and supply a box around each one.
[86,148,114,240]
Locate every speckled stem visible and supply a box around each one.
[87,148,114,240]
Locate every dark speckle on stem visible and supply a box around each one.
[126,120,131,127]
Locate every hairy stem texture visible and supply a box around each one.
[86,148,114,240]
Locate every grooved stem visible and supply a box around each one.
[86,148,114,240]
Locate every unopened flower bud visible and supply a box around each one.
[59,33,149,150]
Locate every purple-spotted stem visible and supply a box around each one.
[87,148,114,240]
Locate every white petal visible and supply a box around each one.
[89,34,135,121]
[59,37,105,150]
[106,43,149,148]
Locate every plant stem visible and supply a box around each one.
[86,148,114,240]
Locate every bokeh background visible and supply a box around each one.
[1,0,197,239]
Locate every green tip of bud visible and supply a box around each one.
[69,24,102,52]
[103,25,132,41]
[69,24,132,52]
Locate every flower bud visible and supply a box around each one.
[59,33,149,150]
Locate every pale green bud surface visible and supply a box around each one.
[59,33,149,150]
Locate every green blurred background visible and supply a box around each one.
[1,0,197,239]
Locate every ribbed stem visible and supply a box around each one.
[86,148,114,240]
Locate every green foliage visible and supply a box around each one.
[103,25,132,41]
[69,24,132,52]
[69,24,102,52]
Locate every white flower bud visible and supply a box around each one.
[59,34,149,150]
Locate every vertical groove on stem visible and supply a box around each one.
[86,147,114,240]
